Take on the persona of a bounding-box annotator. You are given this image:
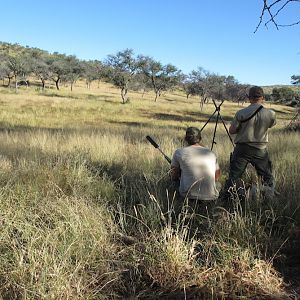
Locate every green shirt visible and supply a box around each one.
[231,103,276,149]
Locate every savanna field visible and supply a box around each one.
[0,82,299,299]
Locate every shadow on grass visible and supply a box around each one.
[39,91,115,101]
[140,111,232,123]
[270,108,293,115]
[187,111,233,122]
[41,92,79,99]
[0,123,69,134]
[163,97,178,102]
[86,94,115,102]
[108,121,147,127]
[107,120,183,131]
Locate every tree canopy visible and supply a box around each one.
[1,41,298,106]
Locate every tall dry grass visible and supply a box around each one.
[0,83,298,299]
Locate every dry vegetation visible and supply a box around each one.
[0,81,299,299]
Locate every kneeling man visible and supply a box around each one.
[170,127,221,208]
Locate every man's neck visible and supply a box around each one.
[250,98,264,105]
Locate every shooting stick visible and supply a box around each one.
[200,99,234,150]
[146,135,172,164]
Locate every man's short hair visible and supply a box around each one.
[185,127,201,145]
[248,86,264,100]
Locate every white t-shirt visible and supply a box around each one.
[171,145,220,200]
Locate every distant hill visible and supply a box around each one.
[262,85,300,94]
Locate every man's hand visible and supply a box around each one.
[215,169,221,181]
[229,124,238,134]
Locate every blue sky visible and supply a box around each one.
[0,0,299,86]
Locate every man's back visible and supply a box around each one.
[223,86,276,202]
[172,146,219,200]
[232,103,276,149]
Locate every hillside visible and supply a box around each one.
[263,84,300,94]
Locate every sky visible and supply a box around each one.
[0,0,299,86]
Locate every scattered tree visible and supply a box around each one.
[181,76,200,99]
[29,49,52,90]
[48,53,69,90]
[106,49,138,103]
[6,52,30,92]
[189,67,216,110]
[82,60,99,89]
[291,75,300,85]
[272,86,295,101]
[224,77,250,105]
[64,56,83,91]
[129,72,151,97]
[138,56,182,101]
[0,56,14,88]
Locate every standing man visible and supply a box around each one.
[224,86,276,199]
[170,127,221,213]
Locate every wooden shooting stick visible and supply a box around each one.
[200,99,234,150]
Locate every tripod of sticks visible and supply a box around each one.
[200,99,234,150]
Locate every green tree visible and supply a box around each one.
[64,56,83,91]
[47,52,69,90]
[6,52,30,92]
[291,75,300,85]
[224,77,250,105]
[129,72,151,97]
[181,75,200,99]
[82,60,96,89]
[0,55,14,87]
[82,60,107,89]
[205,74,227,101]
[48,53,69,90]
[272,87,295,102]
[106,49,138,103]
[29,49,52,90]
[138,56,182,102]
[189,67,217,110]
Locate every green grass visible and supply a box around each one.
[0,81,298,299]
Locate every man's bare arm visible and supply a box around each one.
[215,169,221,181]
[170,166,181,181]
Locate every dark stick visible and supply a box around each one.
[146,135,172,164]
[211,111,220,150]
[146,135,159,148]
[219,114,235,146]
[200,110,217,132]
[201,99,234,149]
